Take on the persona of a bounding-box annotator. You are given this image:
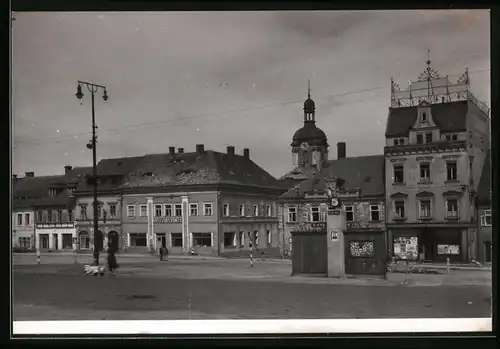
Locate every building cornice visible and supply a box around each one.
[384,140,467,156]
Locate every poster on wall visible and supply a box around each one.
[437,244,460,255]
[393,236,418,260]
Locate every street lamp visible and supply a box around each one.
[75,81,108,266]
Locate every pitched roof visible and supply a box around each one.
[280,155,385,199]
[13,175,71,209]
[385,100,468,137]
[121,150,284,190]
[477,150,491,206]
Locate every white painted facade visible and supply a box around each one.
[35,223,77,250]
[12,210,35,248]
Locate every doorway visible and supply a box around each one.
[108,231,119,251]
[484,241,492,262]
[52,234,58,250]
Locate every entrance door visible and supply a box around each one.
[485,241,492,262]
[108,231,119,252]
[291,231,328,275]
[344,231,386,276]
[53,234,58,250]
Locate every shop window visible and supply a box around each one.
[79,232,90,249]
[189,203,198,217]
[393,164,404,184]
[193,233,212,247]
[349,241,374,257]
[369,205,380,221]
[62,234,73,249]
[345,206,354,222]
[130,233,147,247]
[171,233,183,247]
[224,232,236,247]
[40,235,49,249]
[287,206,297,222]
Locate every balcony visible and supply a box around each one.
[418,179,433,185]
[445,212,459,220]
[392,216,407,222]
[418,216,433,222]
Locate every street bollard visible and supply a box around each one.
[249,246,253,268]
[36,249,40,265]
[446,258,451,274]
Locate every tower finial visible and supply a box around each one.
[308,79,311,98]
[426,49,431,66]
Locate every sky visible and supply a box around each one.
[11,10,490,179]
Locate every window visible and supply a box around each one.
[80,205,87,220]
[18,237,31,248]
[419,163,430,182]
[481,209,492,227]
[393,138,399,146]
[127,205,136,217]
[79,232,90,250]
[192,233,212,247]
[139,205,147,217]
[393,138,405,146]
[109,204,117,217]
[164,204,172,217]
[175,204,182,217]
[155,204,163,217]
[345,206,354,222]
[238,231,245,247]
[287,206,297,222]
[253,205,259,217]
[171,233,183,247]
[68,210,73,222]
[393,164,404,184]
[452,134,458,141]
[224,232,236,247]
[419,200,431,218]
[239,204,245,217]
[203,203,213,216]
[370,205,380,221]
[266,205,272,217]
[57,210,63,222]
[189,203,198,216]
[129,233,147,247]
[394,201,405,218]
[267,230,272,245]
[425,133,433,143]
[422,112,427,122]
[446,199,458,218]
[17,213,22,226]
[447,134,458,141]
[416,134,423,144]
[24,213,30,225]
[308,206,320,222]
[47,210,53,222]
[37,210,43,222]
[223,204,229,217]
[446,162,458,181]
[254,232,259,246]
[97,205,102,218]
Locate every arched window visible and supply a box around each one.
[79,231,90,250]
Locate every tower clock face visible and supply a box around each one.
[300,142,309,150]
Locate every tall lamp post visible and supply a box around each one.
[75,81,108,266]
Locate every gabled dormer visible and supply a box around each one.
[413,101,436,129]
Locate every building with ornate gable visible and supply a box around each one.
[385,58,490,262]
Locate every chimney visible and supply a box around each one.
[25,172,34,178]
[227,146,235,156]
[337,142,346,159]
[64,165,73,175]
[196,144,205,155]
[178,148,184,154]
[243,148,250,159]
[169,147,175,155]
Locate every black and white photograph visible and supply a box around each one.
[11,9,492,335]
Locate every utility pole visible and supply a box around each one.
[75,81,108,266]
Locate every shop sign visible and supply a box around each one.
[153,217,182,224]
[311,222,326,228]
[328,210,341,216]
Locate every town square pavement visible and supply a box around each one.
[13,253,492,320]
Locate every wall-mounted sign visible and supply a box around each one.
[36,223,75,229]
[330,230,339,241]
[328,210,341,216]
[154,217,182,224]
[311,222,326,228]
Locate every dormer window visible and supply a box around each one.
[393,138,405,146]
[422,112,427,122]
[416,134,423,144]
[49,188,57,197]
[425,133,433,143]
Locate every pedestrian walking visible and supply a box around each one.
[160,246,168,261]
[107,244,119,276]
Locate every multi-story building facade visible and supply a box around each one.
[477,149,492,263]
[12,174,35,249]
[278,143,386,257]
[72,157,142,252]
[385,61,490,262]
[120,145,286,256]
